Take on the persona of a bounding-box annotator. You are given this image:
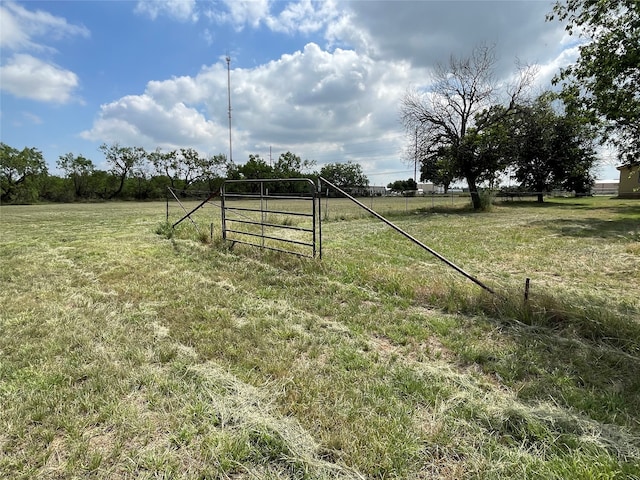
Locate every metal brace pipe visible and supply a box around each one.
[319,177,495,294]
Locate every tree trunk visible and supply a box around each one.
[467,176,481,210]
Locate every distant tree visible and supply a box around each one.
[198,154,228,192]
[177,148,211,190]
[548,0,640,164]
[1,143,48,203]
[99,143,146,199]
[510,92,597,201]
[387,178,418,194]
[270,151,316,193]
[57,152,95,199]
[148,147,222,192]
[319,161,369,195]
[148,148,179,189]
[273,151,315,178]
[400,43,534,209]
[236,155,274,180]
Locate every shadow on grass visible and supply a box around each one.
[421,286,640,432]
[489,199,640,239]
[531,217,639,240]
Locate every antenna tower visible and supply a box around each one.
[226,55,233,163]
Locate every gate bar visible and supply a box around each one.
[221,178,319,258]
[319,177,495,294]
[172,191,219,229]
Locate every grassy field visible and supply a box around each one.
[1,196,639,479]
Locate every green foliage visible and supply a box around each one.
[401,44,534,210]
[511,92,597,200]
[1,143,48,203]
[155,221,174,239]
[57,152,96,200]
[99,142,146,199]
[318,161,369,196]
[476,188,497,211]
[549,0,640,164]
[419,144,458,192]
[387,178,417,193]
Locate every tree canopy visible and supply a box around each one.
[387,178,418,194]
[400,44,535,209]
[318,161,369,195]
[1,143,47,203]
[510,92,597,201]
[549,0,640,164]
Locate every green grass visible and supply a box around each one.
[1,197,639,479]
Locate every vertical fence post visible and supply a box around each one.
[524,277,530,302]
[325,189,329,220]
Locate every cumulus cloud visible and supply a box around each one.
[81,42,413,172]
[81,1,579,182]
[134,0,198,22]
[206,0,271,30]
[0,1,87,104]
[205,0,340,36]
[0,54,79,103]
[0,0,89,52]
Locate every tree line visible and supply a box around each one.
[0,142,371,204]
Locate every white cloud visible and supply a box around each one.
[207,0,271,30]
[205,0,340,36]
[0,1,89,52]
[0,54,79,103]
[134,0,198,22]
[79,1,583,184]
[0,2,87,104]
[81,42,413,173]
[267,0,340,34]
[81,93,228,153]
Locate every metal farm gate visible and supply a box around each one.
[220,178,321,258]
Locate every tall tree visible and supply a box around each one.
[237,155,274,179]
[1,143,48,203]
[148,148,179,189]
[511,92,597,201]
[57,153,95,199]
[548,0,640,164]
[199,154,228,191]
[401,43,534,209]
[99,143,146,199]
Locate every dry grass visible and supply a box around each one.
[1,197,639,478]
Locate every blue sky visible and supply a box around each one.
[1,0,621,186]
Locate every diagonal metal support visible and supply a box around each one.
[319,177,495,294]
[171,190,219,230]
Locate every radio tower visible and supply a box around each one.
[226,55,233,163]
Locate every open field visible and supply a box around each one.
[1,197,639,478]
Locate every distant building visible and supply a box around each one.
[416,183,435,194]
[367,185,389,196]
[592,179,619,196]
[617,163,640,198]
